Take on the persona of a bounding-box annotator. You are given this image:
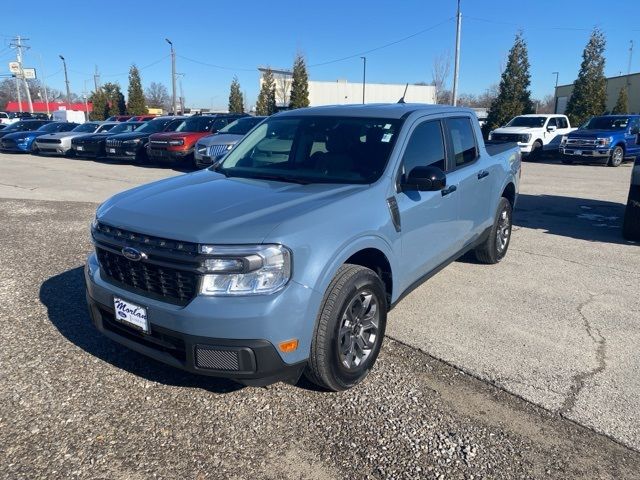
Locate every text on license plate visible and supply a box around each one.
[107,148,116,153]
[574,150,582,155]
[76,146,84,151]
[113,297,148,332]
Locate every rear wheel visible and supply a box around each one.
[305,264,387,391]
[474,197,513,264]
[608,145,624,167]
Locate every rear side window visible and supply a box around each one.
[447,117,477,167]
[547,117,557,128]
[557,117,569,129]
[401,120,446,175]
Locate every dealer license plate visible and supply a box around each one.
[107,148,116,153]
[574,150,582,155]
[76,146,84,151]
[113,297,148,333]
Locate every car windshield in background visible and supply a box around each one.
[582,116,630,130]
[108,122,142,134]
[72,123,98,133]
[218,117,263,135]
[135,119,174,133]
[506,116,546,128]
[175,116,222,132]
[37,123,63,132]
[218,116,401,185]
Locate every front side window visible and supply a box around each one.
[219,116,401,184]
[447,117,477,167]
[72,123,99,133]
[401,120,445,176]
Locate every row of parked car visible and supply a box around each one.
[0,113,266,168]
[488,113,640,167]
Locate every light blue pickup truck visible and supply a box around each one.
[85,104,521,391]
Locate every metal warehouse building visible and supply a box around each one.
[554,72,640,114]
[259,68,436,108]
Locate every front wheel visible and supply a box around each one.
[528,141,543,161]
[608,146,624,167]
[29,141,39,154]
[305,264,387,391]
[474,197,513,264]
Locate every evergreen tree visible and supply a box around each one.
[289,53,309,109]
[485,32,534,135]
[88,89,108,120]
[127,65,148,115]
[564,28,607,126]
[228,76,244,113]
[256,68,277,116]
[611,85,628,114]
[101,82,126,116]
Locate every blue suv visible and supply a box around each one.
[85,104,521,390]
[560,115,640,167]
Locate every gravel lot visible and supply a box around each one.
[1,154,639,478]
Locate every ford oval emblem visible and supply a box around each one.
[122,247,146,262]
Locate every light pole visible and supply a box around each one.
[59,55,71,105]
[360,56,366,104]
[552,71,559,113]
[166,38,177,114]
[451,0,462,106]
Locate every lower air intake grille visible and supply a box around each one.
[195,347,241,371]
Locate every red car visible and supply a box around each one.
[127,115,157,122]
[147,114,247,165]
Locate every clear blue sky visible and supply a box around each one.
[1,0,638,110]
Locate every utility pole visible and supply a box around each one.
[451,0,462,106]
[10,36,33,113]
[37,54,50,116]
[177,73,185,114]
[628,40,634,88]
[552,72,559,113]
[360,56,366,104]
[94,65,100,92]
[59,55,71,104]
[166,38,177,114]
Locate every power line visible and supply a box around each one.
[465,16,597,32]
[177,54,255,72]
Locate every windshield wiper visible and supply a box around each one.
[239,172,310,185]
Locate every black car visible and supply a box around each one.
[71,121,146,158]
[0,120,51,139]
[104,116,184,163]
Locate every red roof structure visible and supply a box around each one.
[3,101,93,113]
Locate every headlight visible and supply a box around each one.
[196,144,207,154]
[199,244,291,296]
[518,134,531,143]
[123,138,141,146]
[225,144,233,151]
[15,137,28,143]
[596,137,612,147]
[560,135,568,146]
[169,139,184,146]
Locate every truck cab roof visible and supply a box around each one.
[276,103,476,120]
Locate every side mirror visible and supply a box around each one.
[401,166,447,192]
[547,125,557,132]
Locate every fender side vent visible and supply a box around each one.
[386,197,401,232]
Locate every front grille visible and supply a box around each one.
[150,140,168,146]
[97,248,198,305]
[208,144,229,157]
[37,138,61,144]
[195,347,240,371]
[566,138,597,147]
[106,139,123,147]
[93,222,201,305]
[492,133,520,142]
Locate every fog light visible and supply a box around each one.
[279,339,299,353]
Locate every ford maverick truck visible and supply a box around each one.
[85,104,521,391]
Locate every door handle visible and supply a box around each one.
[477,170,489,180]
[441,185,457,197]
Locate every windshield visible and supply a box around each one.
[218,116,401,184]
[134,118,172,133]
[72,123,98,133]
[506,116,547,128]
[175,116,224,132]
[218,117,264,135]
[37,123,61,133]
[581,116,630,130]
[108,122,142,134]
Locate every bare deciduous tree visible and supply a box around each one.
[431,51,451,104]
[274,72,292,108]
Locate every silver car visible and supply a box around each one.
[35,121,119,156]
[194,116,266,169]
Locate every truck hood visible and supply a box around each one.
[568,129,623,139]
[492,126,541,134]
[108,131,152,141]
[198,133,243,146]
[97,169,365,244]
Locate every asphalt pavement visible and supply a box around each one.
[0,153,639,478]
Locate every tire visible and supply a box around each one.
[29,141,39,154]
[305,264,387,391]
[622,186,640,241]
[474,197,513,264]
[608,145,624,167]
[528,141,543,161]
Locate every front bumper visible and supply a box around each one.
[0,139,29,152]
[147,147,193,163]
[72,143,102,157]
[560,147,611,157]
[36,143,70,155]
[84,253,321,385]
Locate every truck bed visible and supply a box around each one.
[485,140,518,156]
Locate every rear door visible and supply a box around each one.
[395,118,461,284]
[626,117,640,156]
[444,117,495,245]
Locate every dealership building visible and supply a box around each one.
[554,72,640,114]
[258,68,436,108]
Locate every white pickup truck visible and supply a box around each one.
[489,114,575,159]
